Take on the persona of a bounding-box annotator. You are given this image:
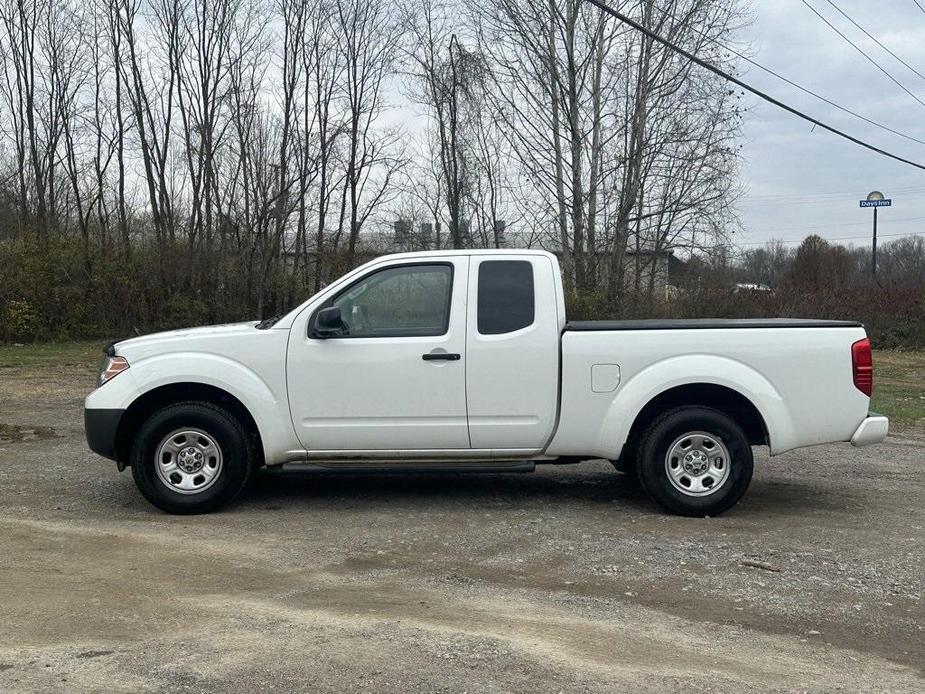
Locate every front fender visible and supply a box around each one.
[598,354,795,459]
[85,352,297,465]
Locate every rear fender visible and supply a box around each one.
[600,355,795,459]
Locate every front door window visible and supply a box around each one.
[325,264,453,338]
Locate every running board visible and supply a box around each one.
[276,461,537,475]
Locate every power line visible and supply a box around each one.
[736,50,925,147]
[581,0,925,172]
[739,185,925,208]
[745,214,925,235]
[738,229,925,247]
[914,0,925,16]
[801,0,925,110]
[823,0,925,83]
[647,2,925,147]
[742,184,925,201]
[741,197,916,210]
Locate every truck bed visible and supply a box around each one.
[564,318,863,332]
[550,318,872,460]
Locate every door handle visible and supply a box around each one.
[422,352,461,361]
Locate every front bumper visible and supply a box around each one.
[850,415,889,447]
[84,408,125,461]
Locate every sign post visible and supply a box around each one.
[860,192,891,277]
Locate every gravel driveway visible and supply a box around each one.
[1,360,923,692]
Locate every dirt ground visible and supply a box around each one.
[0,355,923,693]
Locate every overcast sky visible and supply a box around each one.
[736,0,925,250]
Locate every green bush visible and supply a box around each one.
[3,233,925,349]
[565,284,925,350]
[163,295,210,329]
[3,298,37,341]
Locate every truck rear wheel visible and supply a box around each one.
[130,402,254,514]
[636,406,753,517]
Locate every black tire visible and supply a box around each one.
[636,406,753,517]
[130,402,254,514]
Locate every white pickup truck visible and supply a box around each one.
[85,250,888,516]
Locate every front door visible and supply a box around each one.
[286,258,470,452]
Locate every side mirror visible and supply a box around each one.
[312,306,344,338]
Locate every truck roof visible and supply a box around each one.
[375,249,559,261]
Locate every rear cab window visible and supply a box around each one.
[477,260,535,335]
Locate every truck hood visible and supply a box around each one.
[112,322,263,360]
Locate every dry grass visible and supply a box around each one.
[0,341,102,370]
[871,350,925,435]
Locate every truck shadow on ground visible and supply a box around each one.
[235,464,860,518]
[242,466,650,510]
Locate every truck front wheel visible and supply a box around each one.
[130,402,254,514]
[636,406,753,517]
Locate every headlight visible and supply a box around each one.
[98,355,130,386]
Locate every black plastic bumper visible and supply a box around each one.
[84,408,124,461]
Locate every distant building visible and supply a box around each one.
[733,283,773,294]
[620,249,674,297]
[393,218,412,246]
[493,220,507,247]
[419,223,433,248]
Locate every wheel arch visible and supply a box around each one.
[625,384,769,456]
[115,383,264,467]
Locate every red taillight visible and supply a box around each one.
[852,338,873,397]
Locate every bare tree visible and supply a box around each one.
[302,0,345,289]
[404,0,491,248]
[0,0,752,341]
[472,0,745,298]
[333,0,406,265]
[471,0,623,290]
[113,0,181,246]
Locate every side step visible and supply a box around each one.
[275,461,537,475]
